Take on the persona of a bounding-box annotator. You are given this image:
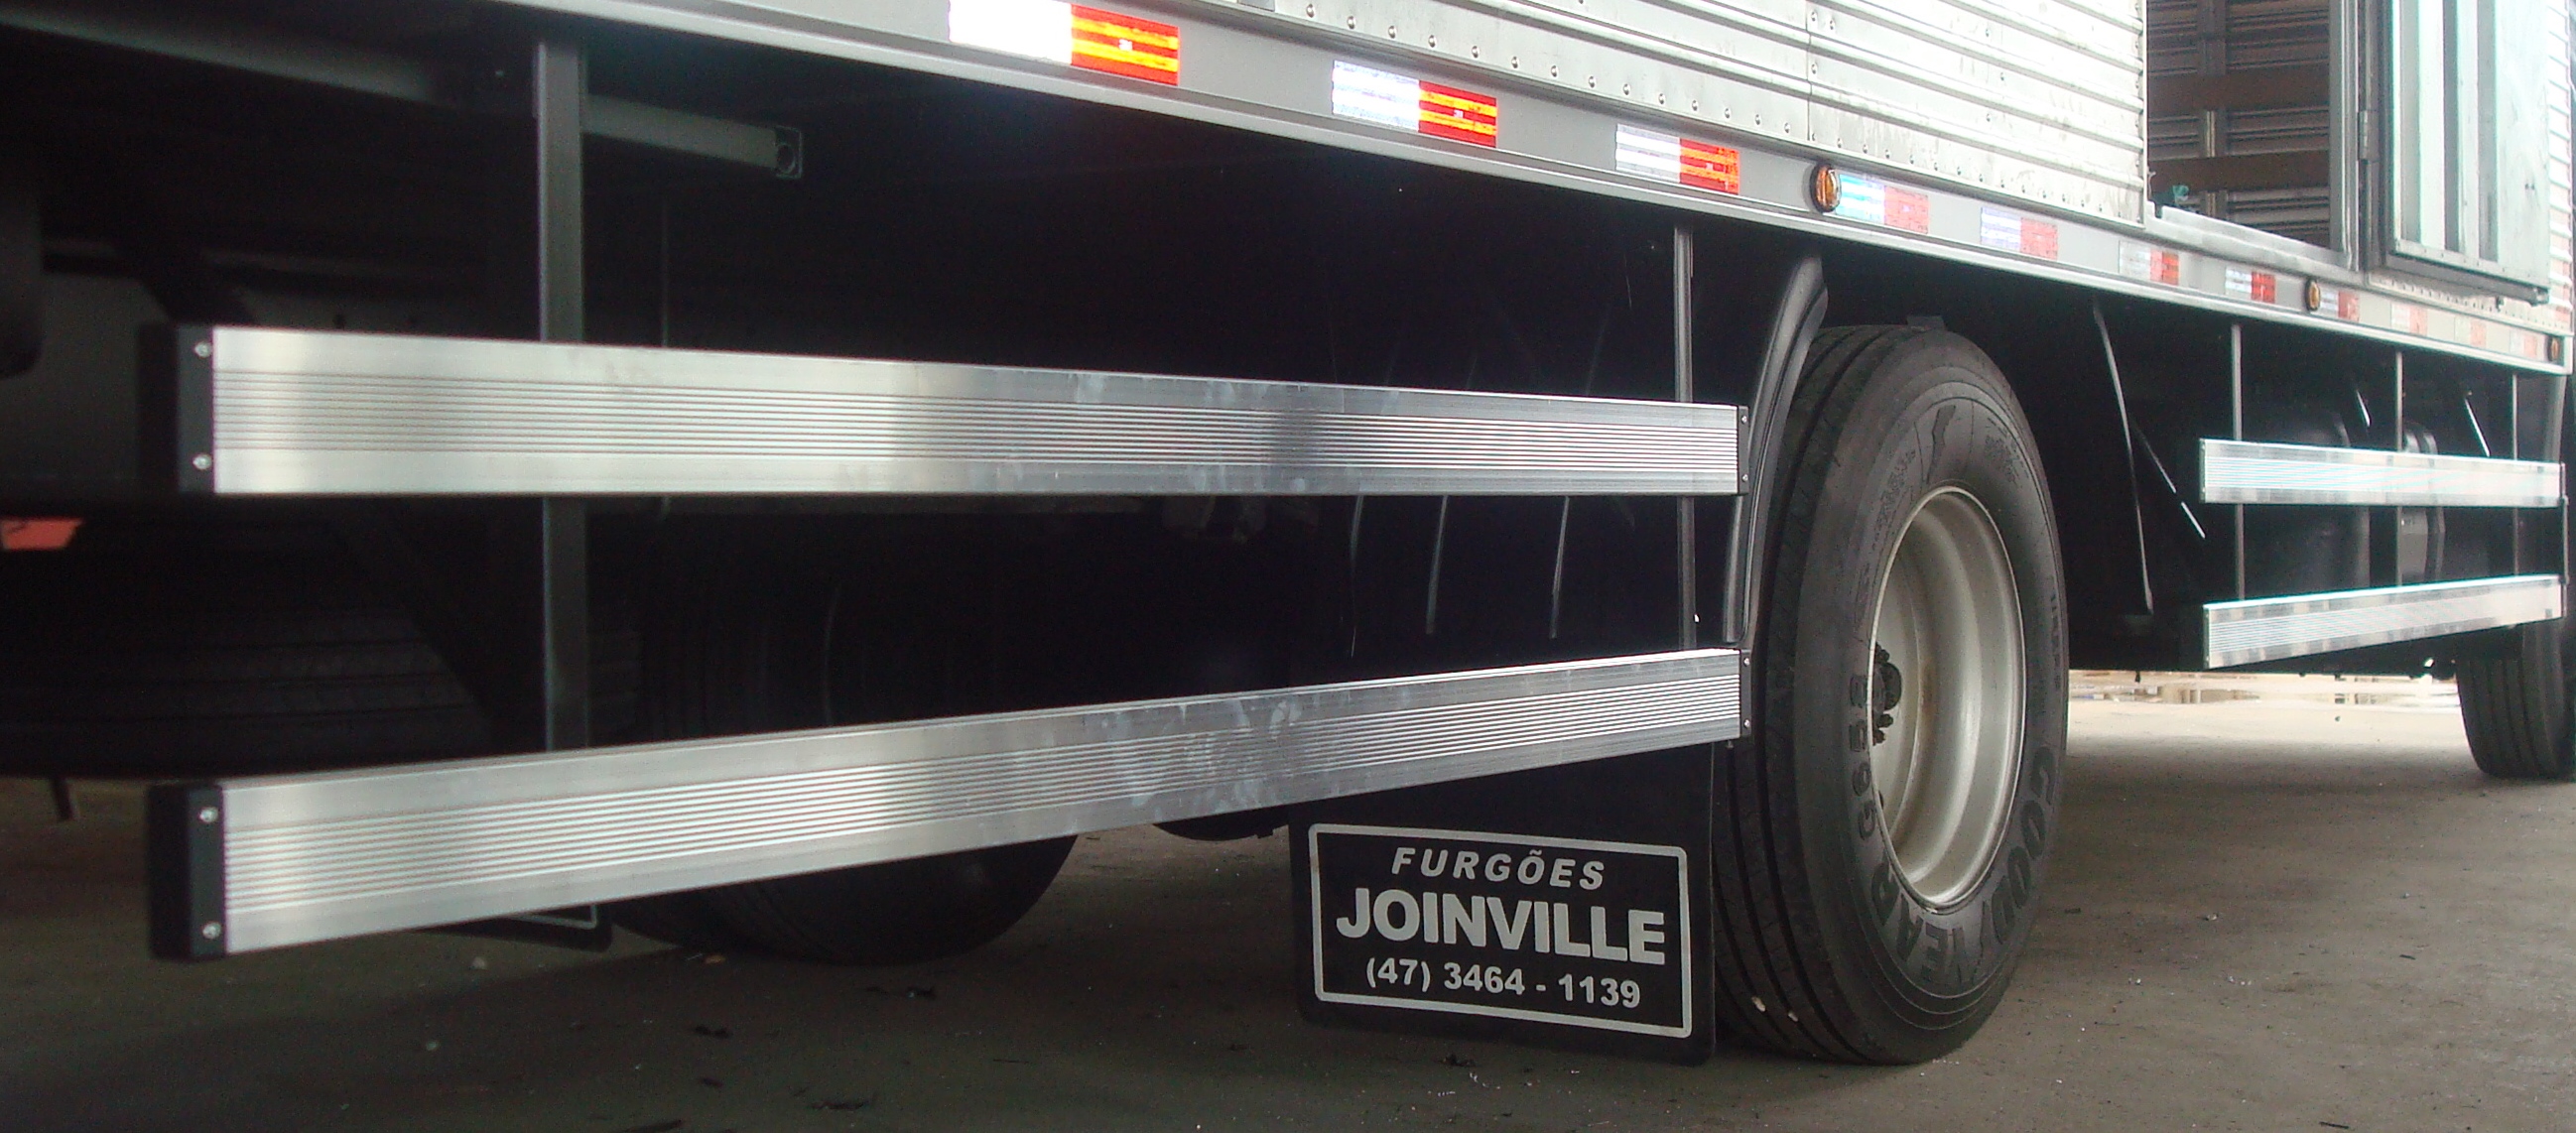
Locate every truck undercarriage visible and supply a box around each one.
[0,0,2565,1064]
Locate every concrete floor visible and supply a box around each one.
[4,677,2571,1132]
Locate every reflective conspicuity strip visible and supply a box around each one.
[191,327,1740,496]
[1613,125,1740,195]
[2200,440,2563,508]
[2204,575,2563,668]
[1332,62,1496,147]
[196,650,1742,953]
[1978,206,2059,260]
[949,0,1179,83]
[1828,172,1930,234]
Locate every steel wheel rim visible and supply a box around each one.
[1866,487,2025,908]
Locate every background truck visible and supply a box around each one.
[0,0,2565,1065]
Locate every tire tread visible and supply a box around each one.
[2458,623,2575,780]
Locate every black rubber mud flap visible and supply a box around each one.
[1293,746,1719,1064]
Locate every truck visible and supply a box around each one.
[0,0,2564,1066]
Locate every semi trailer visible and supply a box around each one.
[0,0,2565,1065]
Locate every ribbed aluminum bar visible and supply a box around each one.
[171,650,1739,955]
[2204,574,2562,668]
[182,327,1741,496]
[2201,439,2562,507]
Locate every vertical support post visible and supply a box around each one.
[2512,373,2523,574]
[542,499,589,750]
[1673,225,1697,650]
[2512,372,2522,460]
[658,196,673,347]
[2230,322,2246,599]
[533,36,590,752]
[2372,347,2409,589]
[2390,349,2404,447]
[2552,373,2567,618]
[534,38,584,345]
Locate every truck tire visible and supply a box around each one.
[610,526,1074,962]
[2457,621,2576,780]
[0,517,488,776]
[1713,325,2068,1064]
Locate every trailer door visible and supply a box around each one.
[2383,0,2561,293]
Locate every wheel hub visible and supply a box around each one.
[1866,487,2026,908]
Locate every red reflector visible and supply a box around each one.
[1070,5,1179,84]
[1,517,80,551]
[1416,81,1499,147]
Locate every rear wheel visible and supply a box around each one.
[609,526,1073,961]
[2457,621,2576,781]
[0,516,486,776]
[1712,325,2067,1064]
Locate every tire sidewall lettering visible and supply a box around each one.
[1795,341,2067,1021]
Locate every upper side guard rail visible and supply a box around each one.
[2200,439,2562,508]
[149,326,1743,497]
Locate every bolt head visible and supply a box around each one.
[193,341,211,358]
[196,806,219,824]
[200,922,223,940]
[192,454,213,471]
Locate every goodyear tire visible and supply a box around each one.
[2457,620,2576,780]
[1712,325,2068,1064]
[610,524,1073,961]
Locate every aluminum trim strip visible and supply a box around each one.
[204,328,1741,496]
[212,649,1741,952]
[2200,440,2564,507]
[2203,574,2563,668]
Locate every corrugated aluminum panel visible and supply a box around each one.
[2545,12,2574,341]
[1804,0,2147,219]
[1272,0,2150,219]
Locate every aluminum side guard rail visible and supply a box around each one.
[2194,438,2567,667]
[150,650,1742,958]
[149,326,1743,498]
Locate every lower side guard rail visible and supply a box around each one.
[2202,574,2563,668]
[150,650,1742,958]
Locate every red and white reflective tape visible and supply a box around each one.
[1828,172,1928,233]
[2120,240,2182,286]
[949,0,1180,84]
[1613,125,1740,194]
[1978,206,2058,260]
[2224,267,2278,305]
[2386,301,2429,336]
[1331,62,1497,147]
[2311,284,2362,320]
